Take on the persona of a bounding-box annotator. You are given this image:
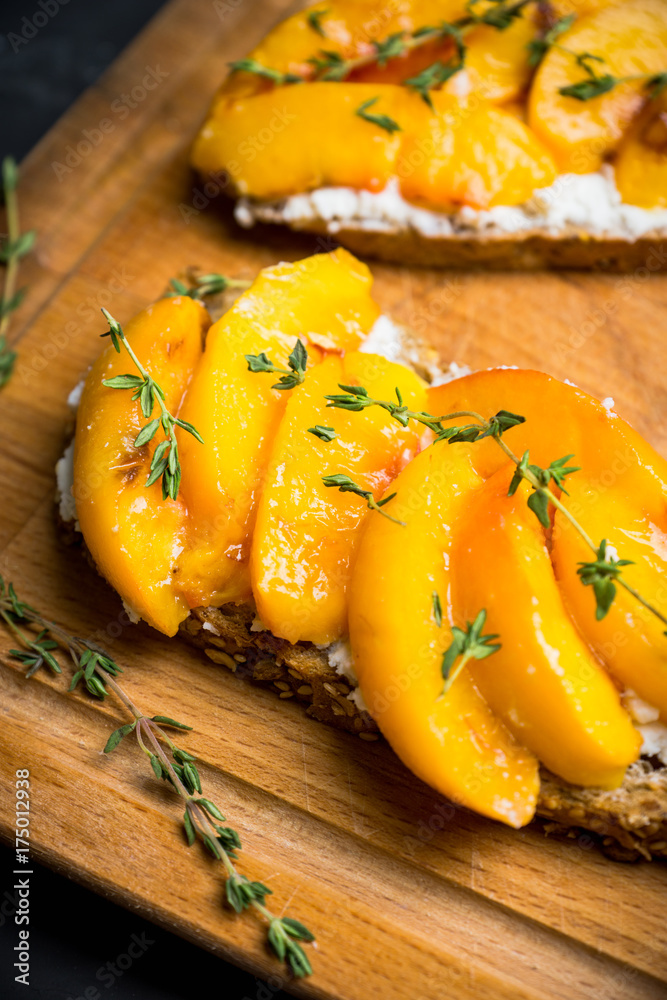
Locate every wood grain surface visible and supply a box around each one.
[1,1,667,997]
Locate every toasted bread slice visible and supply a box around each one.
[58,315,667,858]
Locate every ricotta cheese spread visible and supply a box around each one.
[235,170,667,241]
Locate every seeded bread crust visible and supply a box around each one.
[179,603,667,861]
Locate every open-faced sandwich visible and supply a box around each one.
[191,0,667,268]
[59,248,667,857]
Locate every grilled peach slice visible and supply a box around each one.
[73,296,209,636]
[349,440,540,827]
[528,0,667,172]
[615,91,667,208]
[453,467,640,787]
[176,250,380,609]
[251,351,428,645]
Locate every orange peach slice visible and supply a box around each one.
[349,441,540,828]
[615,92,667,208]
[192,83,414,198]
[194,80,556,210]
[251,351,428,645]
[553,473,667,717]
[176,250,380,609]
[453,467,641,787]
[528,0,667,173]
[400,93,556,209]
[73,296,209,636]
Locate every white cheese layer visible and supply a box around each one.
[235,170,667,241]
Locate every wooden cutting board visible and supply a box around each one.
[1,1,667,996]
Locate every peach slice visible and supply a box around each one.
[552,473,667,717]
[219,0,470,100]
[615,91,667,208]
[194,79,556,210]
[73,296,209,636]
[528,0,667,173]
[430,366,667,723]
[349,439,539,827]
[176,250,380,609]
[442,11,539,105]
[453,467,641,787]
[251,351,428,645]
[399,93,557,209]
[192,83,414,198]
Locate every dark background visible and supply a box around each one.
[1,2,286,997]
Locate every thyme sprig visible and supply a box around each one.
[169,272,251,300]
[355,97,402,134]
[321,473,405,525]
[234,0,532,104]
[0,156,36,389]
[307,8,329,37]
[245,339,308,390]
[100,309,204,501]
[308,424,336,442]
[526,14,575,67]
[440,609,501,696]
[0,574,315,977]
[533,25,667,102]
[325,386,667,629]
[228,57,303,86]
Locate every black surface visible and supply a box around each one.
[0,3,287,998]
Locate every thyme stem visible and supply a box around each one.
[0,575,315,976]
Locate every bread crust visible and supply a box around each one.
[254,215,667,272]
[180,602,667,860]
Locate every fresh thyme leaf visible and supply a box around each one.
[100,309,203,500]
[1,156,36,390]
[104,722,137,754]
[467,0,531,30]
[307,7,329,36]
[577,539,634,620]
[168,272,252,300]
[308,49,347,80]
[526,13,576,67]
[406,58,464,107]
[322,473,405,525]
[245,338,308,389]
[151,714,193,730]
[308,424,337,442]
[281,917,316,942]
[527,488,551,528]
[560,74,617,100]
[355,98,402,134]
[440,409,525,444]
[183,809,196,847]
[432,591,443,627]
[226,874,273,913]
[374,32,407,67]
[440,609,500,696]
[228,58,302,85]
[545,454,581,492]
[646,72,667,99]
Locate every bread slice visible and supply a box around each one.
[234,173,667,272]
[58,315,667,859]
